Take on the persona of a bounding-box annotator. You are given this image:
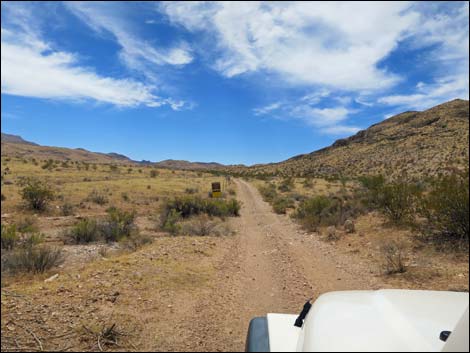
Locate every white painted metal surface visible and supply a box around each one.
[266,290,469,352]
[266,314,300,352]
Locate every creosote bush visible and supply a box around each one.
[65,207,138,244]
[379,240,407,275]
[418,171,469,250]
[159,196,240,235]
[86,190,109,205]
[272,197,295,214]
[19,178,54,211]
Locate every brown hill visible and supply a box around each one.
[228,99,469,179]
[1,133,228,170]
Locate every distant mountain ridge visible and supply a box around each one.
[2,99,468,177]
[1,133,38,146]
[1,132,229,170]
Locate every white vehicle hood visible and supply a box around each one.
[296,289,469,352]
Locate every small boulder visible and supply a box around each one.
[344,219,355,233]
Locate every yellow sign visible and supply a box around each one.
[211,182,222,198]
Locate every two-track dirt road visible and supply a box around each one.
[178,179,378,351]
[1,179,379,352]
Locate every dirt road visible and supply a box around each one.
[180,179,378,351]
[1,179,379,352]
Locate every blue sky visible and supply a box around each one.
[1,1,469,165]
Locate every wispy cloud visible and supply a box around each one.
[253,102,283,116]
[253,93,360,136]
[65,1,193,80]
[1,2,189,109]
[159,2,417,91]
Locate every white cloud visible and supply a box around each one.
[253,102,283,116]
[1,32,160,107]
[378,74,469,110]
[1,2,191,109]
[376,1,469,111]
[65,1,193,78]
[320,125,361,135]
[159,1,419,91]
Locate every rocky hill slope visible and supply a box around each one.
[228,99,469,179]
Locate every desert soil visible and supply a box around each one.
[2,179,464,352]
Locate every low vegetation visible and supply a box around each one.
[159,196,240,236]
[19,177,54,211]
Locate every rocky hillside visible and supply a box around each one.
[228,99,469,179]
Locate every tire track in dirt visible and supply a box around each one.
[183,179,376,351]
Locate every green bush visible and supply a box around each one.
[419,172,469,249]
[293,196,332,231]
[2,244,64,274]
[1,225,18,250]
[100,207,137,242]
[86,190,109,205]
[16,216,39,233]
[258,183,278,202]
[161,196,240,220]
[357,175,385,209]
[19,178,54,211]
[185,187,199,194]
[123,233,153,251]
[159,196,240,235]
[161,209,182,235]
[66,219,101,244]
[278,178,294,192]
[60,202,75,216]
[272,197,294,214]
[377,182,421,224]
[150,170,159,178]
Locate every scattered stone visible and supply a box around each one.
[344,219,355,233]
[44,274,59,283]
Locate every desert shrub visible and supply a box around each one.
[161,196,240,220]
[1,224,18,250]
[100,207,137,242]
[66,219,101,244]
[178,215,232,237]
[61,202,75,216]
[109,165,119,173]
[41,159,54,170]
[121,192,129,202]
[293,196,332,231]
[303,178,314,188]
[377,182,421,224]
[2,243,64,274]
[16,216,39,233]
[1,193,5,201]
[185,187,199,194]
[150,170,159,178]
[19,178,54,211]
[418,172,469,249]
[357,175,385,208]
[272,197,295,214]
[123,233,153,251]
[87,190,109,205]
[278,178,294,192]
[161,209,182,235]
[159,197,240,235]
[379,240,407,275]
[258,183,278,202]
